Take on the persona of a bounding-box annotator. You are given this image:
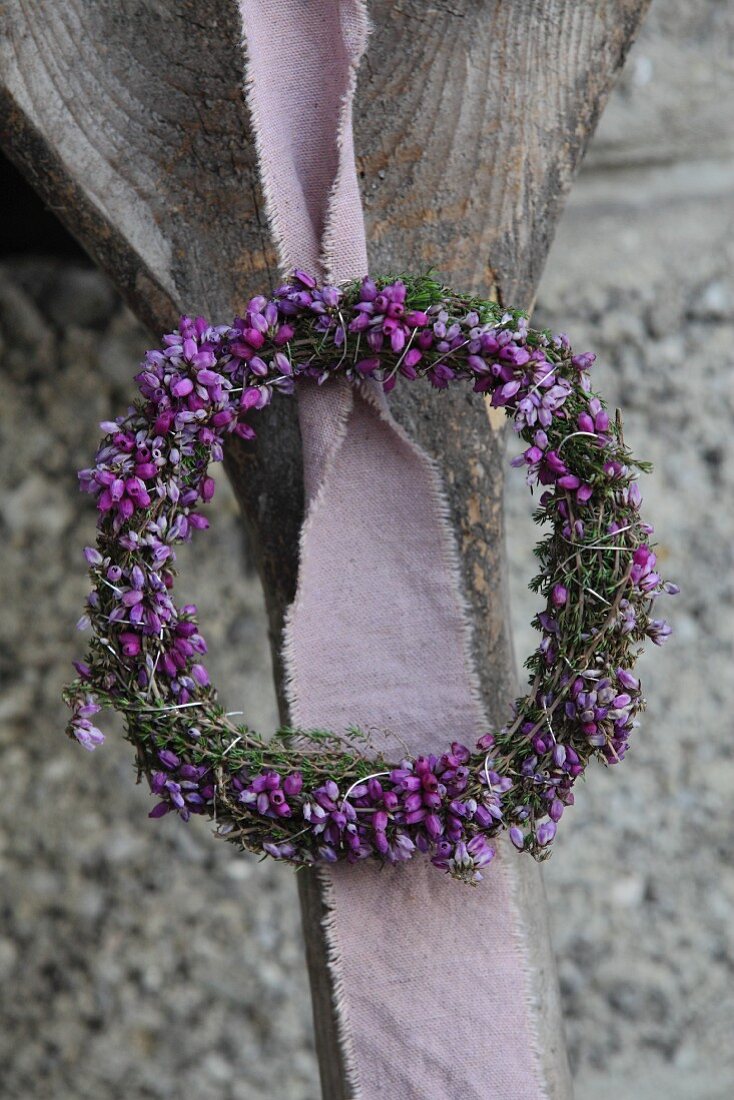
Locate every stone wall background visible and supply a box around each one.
[0,3,732,1097]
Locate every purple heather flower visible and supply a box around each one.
[293,269,316,289]
[263,841,298,860]
[617,667,640,691]
[571,351,596,371]
[72,715,104,751]
[536,820,557,846]
[630,545,660,593]
[549,799,564,823]
[647,618,672,645]
[149,801,171,819]
[119,632,141,657]
[283,772,303,797]
[551,583,568,608]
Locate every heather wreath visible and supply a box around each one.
[64,272,675,884]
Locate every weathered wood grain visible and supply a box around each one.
[0,0,304,710]
[1,1,650,1096]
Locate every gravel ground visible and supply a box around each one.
[1,4,732,1098]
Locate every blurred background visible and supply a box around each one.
[0,3,732,1098]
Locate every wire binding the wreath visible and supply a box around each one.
[65,271,676,884]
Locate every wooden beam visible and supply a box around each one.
[1,2,650,1096]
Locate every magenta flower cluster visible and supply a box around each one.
[65,272,675,884]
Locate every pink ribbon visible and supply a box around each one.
[240,3,548,1095]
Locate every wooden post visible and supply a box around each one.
[1,2,649,1096]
